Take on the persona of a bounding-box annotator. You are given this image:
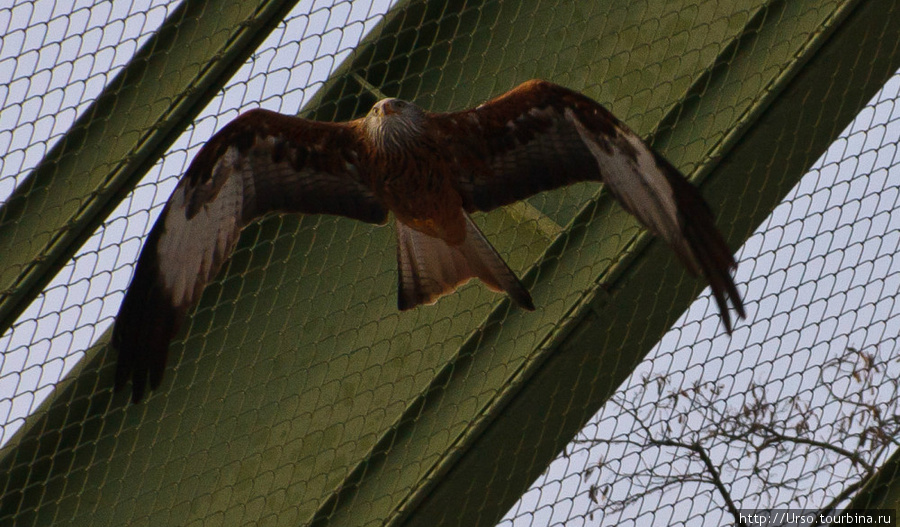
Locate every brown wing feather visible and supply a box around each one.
[429,80,617,211]
[429,79,745,331]
[113,109,387,402]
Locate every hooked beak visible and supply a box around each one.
[380,100,397,116]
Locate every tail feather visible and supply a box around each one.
[396,213,534,311]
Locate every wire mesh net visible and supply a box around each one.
[0,0,184,448]
[501,72,900,526]
[1,0,899,526]
[0,0,179,203]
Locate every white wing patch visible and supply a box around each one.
[566,108,692,268]
[157,146,245,307]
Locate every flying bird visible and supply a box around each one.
[113,79,745,402]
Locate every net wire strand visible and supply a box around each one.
[501,56,900,527]
[0,0,397,460]
[1,0,899,526]
[0,0,184,447]
[0,0,181,203]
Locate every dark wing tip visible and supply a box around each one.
[692,218,746,336]
[113,285,181,403]
[654,153,745,334]
[112,229,184,403]
[687,215,745,335]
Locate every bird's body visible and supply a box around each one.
[113,80,745,402]
[366,115,468,244]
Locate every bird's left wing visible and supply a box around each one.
[429,80,745,331]
[113,109,386,402]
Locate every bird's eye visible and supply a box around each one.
[372,107,380,115]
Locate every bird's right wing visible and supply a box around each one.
[429,80,745,332]
[113,109,387,402]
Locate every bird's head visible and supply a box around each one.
[362,98,426,150]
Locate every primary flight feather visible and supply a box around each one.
[113,79,745,402]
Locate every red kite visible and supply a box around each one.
[113,80,745,401]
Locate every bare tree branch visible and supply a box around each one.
[581,345,900,525]
[652,438,746,526]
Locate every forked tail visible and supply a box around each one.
[396,213,535,311]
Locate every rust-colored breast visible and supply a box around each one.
[372,145,467,245]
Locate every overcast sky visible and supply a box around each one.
[2,2,900,526]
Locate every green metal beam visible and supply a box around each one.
[3,0,900,526]
[325,1,900,525]
[0,0,302,339]
[846,448,900,514]
[399,1,900,523]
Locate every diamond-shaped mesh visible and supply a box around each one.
[0,0,183,447]
[502,72,900,526]
[2,1,900,526]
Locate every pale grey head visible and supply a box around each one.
[362,98,426,151]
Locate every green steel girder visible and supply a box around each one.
[0,0,303,340]
[847,447,900,514]
[399,1,900,523]
[2,0,900,526]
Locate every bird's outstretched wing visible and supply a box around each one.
[430,79,745,331]
[113,109,386,402]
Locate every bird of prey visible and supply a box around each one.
[113,79,745,402]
